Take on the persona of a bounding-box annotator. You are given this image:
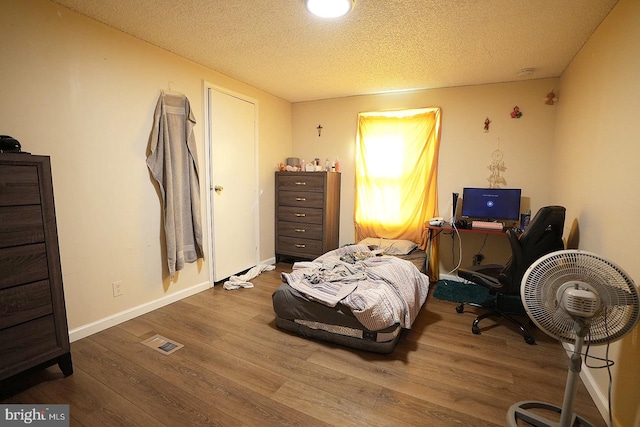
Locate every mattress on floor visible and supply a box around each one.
[272,282,402,353]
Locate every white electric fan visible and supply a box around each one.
[508,249,640,427]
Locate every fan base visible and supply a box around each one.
[507,401,594,427]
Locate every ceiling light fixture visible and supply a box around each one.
[305,0,355,18]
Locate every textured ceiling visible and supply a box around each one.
[51,0,618,103]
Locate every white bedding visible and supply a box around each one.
[281,245,429,331]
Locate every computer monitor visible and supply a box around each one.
[461,187,522,221]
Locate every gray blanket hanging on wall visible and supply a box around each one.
[147,91,204,278]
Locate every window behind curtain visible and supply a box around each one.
[355,107,441,254]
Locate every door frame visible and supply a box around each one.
[202,80,260,285]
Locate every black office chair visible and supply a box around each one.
[456,206,566,344]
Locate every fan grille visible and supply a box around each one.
[522,250,639,344]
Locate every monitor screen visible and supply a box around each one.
[461,188,522,221]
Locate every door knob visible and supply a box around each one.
[214,185,223,194]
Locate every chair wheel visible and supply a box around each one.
[471,325,480,335]
[455,304,464,313]
[525,336,536,345]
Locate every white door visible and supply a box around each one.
[207,86,258,282]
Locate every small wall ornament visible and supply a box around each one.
[510,106,522,119]
[483,117,491,132]
[488,147,507,188]
[545,91,558,105]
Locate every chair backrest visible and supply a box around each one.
[498,206,566,293]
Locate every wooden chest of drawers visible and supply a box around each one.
[0,153,72,381]
[275,171,340,260]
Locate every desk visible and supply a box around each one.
[425,225,510,278]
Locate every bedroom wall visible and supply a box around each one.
[0,0,292,337]
[292,78,560,269]
[2,0,635,421]
[552,0,640,424]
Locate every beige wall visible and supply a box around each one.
[292,78,560,269]
[552,0,640,424]
[2,0,637,422]
[0,0,292,334]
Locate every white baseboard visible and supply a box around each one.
[68,280,211,342]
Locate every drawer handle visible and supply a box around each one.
[294,228,306,233]
[295,197,306,201]
[294,213,306,217]
[294,182,307,185]
[295,244,306,248]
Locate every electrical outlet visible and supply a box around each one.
[112,281,123,297]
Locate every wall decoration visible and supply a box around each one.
[317,124,323,137]
[510,106,522,119]
[545,91,558,105]
[483,117,491,132]
[488,148,507,188]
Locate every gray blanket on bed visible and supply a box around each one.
[281,245,429,331]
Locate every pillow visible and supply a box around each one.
[357,237,418,255]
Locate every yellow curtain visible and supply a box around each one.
[355,107,441,278]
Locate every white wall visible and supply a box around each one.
[552,0,640,424]
[0,0,292,337]
[292,78,560,269]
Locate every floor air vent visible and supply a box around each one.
[141,334,184,355]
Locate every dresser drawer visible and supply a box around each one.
[0,280,53,330]
[0,205,45,249]
[0,164,41,207]
[278,190,324,208]
[0,243,49,289]
[0,315,59,377]
[277,236,323,258]
[277,206,323,224]
[278,220,323,240]
[277,173,325,192]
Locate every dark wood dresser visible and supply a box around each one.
[0,153,72,381]
[275,171,341,261]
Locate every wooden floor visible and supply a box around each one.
[2,262,606,426]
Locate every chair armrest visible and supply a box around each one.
[458,266,503,292]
